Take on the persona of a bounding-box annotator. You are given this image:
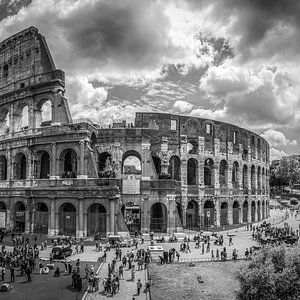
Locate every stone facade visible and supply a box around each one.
[0,27,270,237]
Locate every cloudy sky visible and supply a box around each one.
[1,0,300,161]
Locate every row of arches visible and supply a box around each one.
[0,100,52,135]
[0,201,107,236]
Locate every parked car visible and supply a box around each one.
[52,246,73,259]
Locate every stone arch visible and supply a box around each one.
[60,148,78,178]
[14,152,27,180]
[59,203,76,235]
[232,161,239,188]
[14,201,26,232]
[152,154,161,176]
[242,200,248,223]
[204,200,215,227]
[204,158,214,186]
[122,150,142,175]
[36,98,53,127]
[36,150,50,179]
[187,139,198,154]
[220,202,228,226]
[233,201,239,225]
[251,165,256,193]
[34,202,49,234]
[0,107,10,135]
[0,201,7,228]
[187,158,198,185]
[0,155,7,180]
[262,167,265,191]
[98,151,115,178]
[186,200,199,230]
[219,159,228,187]
[257,166,261,191]
[168,156,181,181]
[150,202,167,233]
[262,200,265,219]
[87,203,107,237]
[242,165,248,192]
[251,201,256,222]
[257,200,261,221]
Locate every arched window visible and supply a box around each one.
[0,156,7,180]
[187,158,197,185]
[152,155,161,176]
[98,152,115,178]
[60,149,78,178]
[15,153,26,180]
[0,108,10,135]
[38,151,50,179]
[168,156,181,181]
[232,161,239,188]
[122,151,142,175]
[251,165,256,193]
[204,158,214,186]
[219,160,228,187]
[242,165,248,192]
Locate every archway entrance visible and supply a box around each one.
[0,202,6,228]
[257,201,261,221]
[39,152,50,179]
[87,204,107,237]
[15,201,26,232]
[186,200,199,230]
[0,156,7,180]
[34,202,48,234]
[15,153,26,180]
[204,200,215,227]
[150,203,167,233]
[122,203,141,235]
[220,202,228,226]
[60,149,77,178]
[251,201,256,222]
[59,203,76,235]
[262,201,265,219]
[243,201,248,223]
[187,159,197,185]
[233,201,239,225]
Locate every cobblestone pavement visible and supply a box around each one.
[35,208,290,300]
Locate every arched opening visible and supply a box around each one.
[204,158,214,186]
[233,201,239,225]
[40,100,52,126]
[262,167,265,191]
[251,165,256,194]
[232,162,239,188]
[243,200,248,223]
[150,203,167,233]
[34,202,48,234]
[0,156,7,180]
[15,153,26,180]
[152,155,161,176]
[251,201,256,222]
[60,149,77,178]
[187,140,198,154]
[204,200,215,227]
[219,160,228,187]
[37,151,50,179]
[122,152,142,175]
[0,108,10,135]
[59,203,76,235]
[220,202,228,226]
[0,201,6,228]
[21,106,29,129]
[186,200,199,230]
[242,165,248,193]
[98,152,115,178]
[15,201,26,232]
[168,156,181,181]
[257,166,261,192]
[87,203,107,237]
[257,200,261,221]
[187,158,198,185]
[262,200,265,219]
[123,203,141,234]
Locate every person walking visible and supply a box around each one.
[10,264,15,282]
[137,279,142,295]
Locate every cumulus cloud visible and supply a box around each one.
[270,148,287,161]
[173,100,193,113]
[261,129,297,147]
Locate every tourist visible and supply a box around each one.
[137,279,142,295]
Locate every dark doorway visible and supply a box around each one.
[15,201,26,232]
[34,202,48,234]
[233,201,239,224]
[243,201,248,223]
[186,200,199,230]
[59,203,76,235]
[187,159,197,185]
[150,203,167,233]
[0,156,7,180]
[220,202,228,226]
[204,200,215,227]
[87,203,107,237]
[40,152,50,179]
[251,201,256,222]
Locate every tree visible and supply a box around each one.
[274,157,300,194]
[236,245,300,300]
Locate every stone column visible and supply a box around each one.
[25,211,30,234]
[9,103,15,133]
[215,199,220,226]
[141,140,151,180]
[78,140,87,179]
[228,201,233,225]
[109,197,115,235]
[238,166,243,191]
[50,142,57,179]
[247,166,252,194]
[247,201,251,223]
[227,165,233,190]
[6,147,12,180]
[214,162,220,191]
[83,213,88,237]
[49,199,56,235]
[77,198,84,237]
[238,205,243,224]
[6,209,11,231]
[28,99,35,130]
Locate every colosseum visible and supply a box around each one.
[0,27,270,237]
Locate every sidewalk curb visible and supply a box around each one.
[81,261,104,300]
